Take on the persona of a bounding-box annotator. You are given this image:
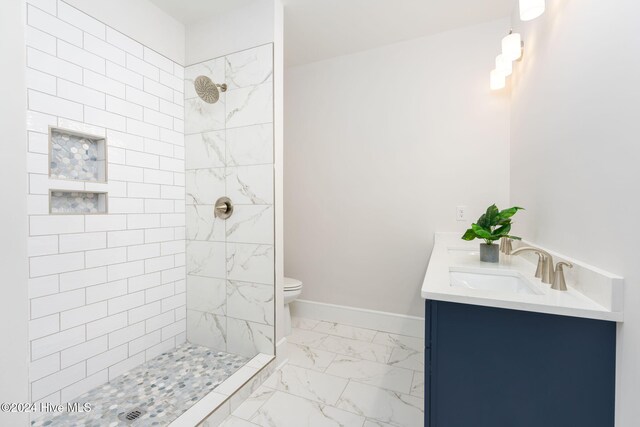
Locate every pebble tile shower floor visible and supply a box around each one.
[32,344,248,427]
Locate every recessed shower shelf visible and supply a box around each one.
[50,190,107,215]
[49,127,107,182]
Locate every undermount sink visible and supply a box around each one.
[450,270,543,295]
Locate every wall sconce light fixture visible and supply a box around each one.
[519,0,546,21]
[489,0,545,91]
[496,54,513,77]
[490,30,523,90]
[490,69,506,90]
[502,30,523,61]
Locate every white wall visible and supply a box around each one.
[509,1,640,425]
[63,0,185,64]
[24,0,186,406]
[185,0,274,65]
[0,0,29,425]
[284,19,511,317]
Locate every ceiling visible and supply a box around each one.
[149,0,257,24]
[149,0,515,67]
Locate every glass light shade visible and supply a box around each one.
[490,69,506,90]
[496,54,513,77]
[502,32,522,61]
[519,0,545,21]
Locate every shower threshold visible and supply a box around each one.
[31,344,272,427]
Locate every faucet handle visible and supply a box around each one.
[500,237,513,255]
[552,261,573,291]
[533,252,545,278]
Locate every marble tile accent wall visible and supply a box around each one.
[185,44,275,358]
[25,0,186,411]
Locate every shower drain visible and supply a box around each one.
[118,408,146,423]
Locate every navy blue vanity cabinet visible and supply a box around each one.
[424,300,616,427]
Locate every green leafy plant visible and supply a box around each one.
[462,204,524,245]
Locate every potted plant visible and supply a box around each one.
[461,204,524,262]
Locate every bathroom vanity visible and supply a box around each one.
[421,233,623,427]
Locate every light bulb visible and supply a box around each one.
[496,54,512,77]
[490,69,505,90]
[519,0,545,21]
[502,32,522,61]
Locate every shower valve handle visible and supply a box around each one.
[214,197,234,219]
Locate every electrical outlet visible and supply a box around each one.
[456,206,467,221]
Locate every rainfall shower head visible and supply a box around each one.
[194,75,227,104]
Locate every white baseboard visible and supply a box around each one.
[291,299,424,338]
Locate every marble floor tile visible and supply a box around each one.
[231,385,276,421]
[363,419,396,427]
[251,391,365,427]
[263,365,348,406]
[387,347,424,372]
[313,321,377,342]
[221,320,426,427]
[291,317,321,330]
[287,343,336,372]
[220,416,261,427]
[410,371,424,398]
[371,333,424,352]
[286,328,329,348]
[336,381,423,427]
[324,355,413,394]
[318,335,394,364]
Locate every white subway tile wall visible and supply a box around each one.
[25,0,185,405]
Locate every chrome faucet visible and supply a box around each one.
[510,246,554,285]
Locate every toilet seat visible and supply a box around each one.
[284,277,302,291]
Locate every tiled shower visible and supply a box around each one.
[23,0,276,424]
[185,44,275,358]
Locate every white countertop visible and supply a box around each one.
[421,233,624,322]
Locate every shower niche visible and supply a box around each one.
[49,190,107,214]
[49,127,107,182]
[48,127,108,214]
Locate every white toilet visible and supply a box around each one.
[283,277,303,336]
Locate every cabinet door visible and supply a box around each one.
[427,301,616,427]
